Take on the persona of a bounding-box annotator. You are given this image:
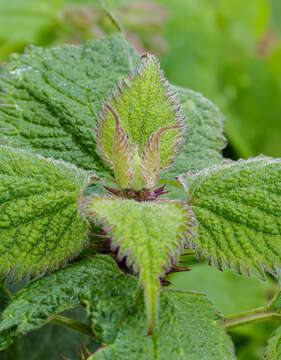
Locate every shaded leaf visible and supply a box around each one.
[0,255,119,345]
[0,146,89,279]
[178,156,281,277]
[82,195,195,333]
[81,274,235,360]
[0,284,14,351]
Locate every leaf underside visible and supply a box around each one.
[179,156,281,278]
[96,54,184,170]
[83,195,195,333]
[0,146,90,279]
[81,274,235,360]
[0,255,120,350]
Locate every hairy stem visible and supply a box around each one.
[222,306,281,330]
[51,314,95,338]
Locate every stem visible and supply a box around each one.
[51,314,95,338]
[0,282,13,299]
[222,306,281,330]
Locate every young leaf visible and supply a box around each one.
[81,274,235,360]
[0,35,140,175]
[82,195,195,333]
[96,54,184,169]
[264,326,281,359]
[178,156,281,278]
[0,146,90,279]
[0,255,119,348]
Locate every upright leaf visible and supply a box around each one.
[0,146,90,279]
[81,274,235,360]
[96,54,185,171]
[0,255,119,349]
[82,195,195,333]
[178,156,281,278]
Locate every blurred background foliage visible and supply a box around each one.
[0,0,280,359]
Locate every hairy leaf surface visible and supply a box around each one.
[0,146,89,279]
[0,35,140,175]
[81,274,235,360]
[0,35,225,179]
[179,156,281,277]
[83,195,195,333]
[0,255,119,344]
[265,326,281,359]
[96,54,184,171]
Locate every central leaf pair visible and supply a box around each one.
[83,55,194,333]
[96,54,185,195]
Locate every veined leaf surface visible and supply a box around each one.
[81,274,235,360]
[0,35,140,175]
[83,195,195,333]
[0,255,119,349]
[179,156,281,278]
[0,35,225,179]
[96,54,184,171]
[0,146,89,279]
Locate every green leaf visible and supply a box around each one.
[82,195,195,333]
[265,326,281,359]
[178,156,281,278]
[162,87,226,181]
[0,35,140,175]
[96,54,184,172]
[0,255,119,345]
[81,274,235,360]
[0,146,89,279]
[0,35,224,181]
[0,283,14,351]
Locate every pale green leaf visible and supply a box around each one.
[0,146,89,279]
[178,156,281,277]
[82,195,195,333]
[0,255,119,343]
[265,326,281,359]
[96,54,185,172]
[0,35,140,175]
[81,274,235,360]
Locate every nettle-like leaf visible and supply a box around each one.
[0,146,90,279]
[0,35,140,175]
[81,273,235,360]
[96,54,185,191]
[0,35,224,180]
[0,283,13,351]
[178,156,281,278]
[82,195,195,333]
[265,325,281,360]
[0,255,119,350]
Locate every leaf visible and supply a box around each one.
[82,195,195,333]
[0,284,14,351]
[178,156,281,278]
[0,255,119,346]
[81,274,235,360]
[0,146,89,279]
[265,326,281,359]
[96,53,185,172]
[162,87,226,181]
[0,34,140,175]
